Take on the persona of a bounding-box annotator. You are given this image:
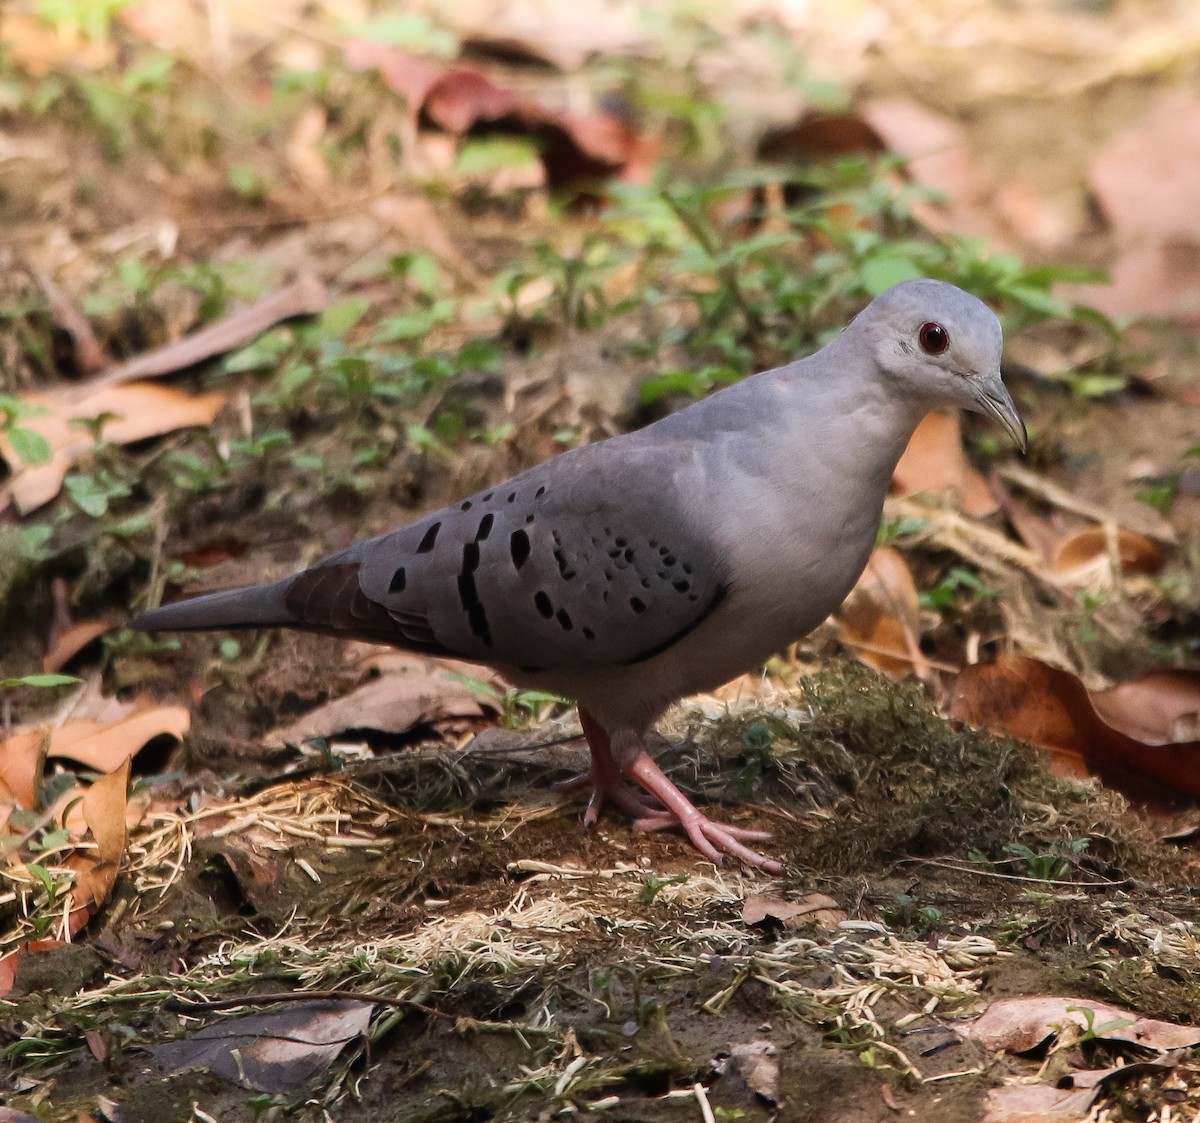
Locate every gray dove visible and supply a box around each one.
[130,279,1024,873]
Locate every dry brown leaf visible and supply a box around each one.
[0,382,226,515]
[266,658,493,747]
[43,619,115,674]
[344,41,653,191]
[47,707,190,773]
[963,995,1200,1053]
[837,547,923,677]
[1092,671,1200,745]
[149,1000,374,1093]
[80,276,327,393]
[860,99,1005,243]
[1051,526,1165,579]
[65,756,131,935]
[950,655,1200,808]
[981,1083,1099,1123]
[990,475,1061,565]
[893,411,997,518]
[742,893,845,931]
[0,729,47,812]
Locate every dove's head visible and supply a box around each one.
[858,278,1026,451]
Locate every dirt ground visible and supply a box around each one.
[2,1,1200,1121]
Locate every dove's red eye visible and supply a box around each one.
[919,322,949,355]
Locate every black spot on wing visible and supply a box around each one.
[417,522,441,553]
[389,567,407,593]
[534,591,553,619]
[510,529,531,570]
[476,513,494,541]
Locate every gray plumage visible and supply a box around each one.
[131,279,1024,871]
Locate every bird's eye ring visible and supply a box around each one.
[919,322,949,355]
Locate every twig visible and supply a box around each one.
[165,988,451,1019]
[901,858,1132,890]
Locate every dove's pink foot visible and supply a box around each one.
[570,708,784,874]
[624,751,784,874]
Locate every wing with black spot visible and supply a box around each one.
[348,441,727,670]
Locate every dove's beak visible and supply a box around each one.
[975,373,1027,453]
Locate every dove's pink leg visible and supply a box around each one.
[557,708,667,824]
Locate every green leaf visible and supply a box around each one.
[224,328,292,373]
[319,297,372,340]
[64,474,110,517]
[860,253,924,296]
[8,426,51,464]
[455,136,541,176]
[0,673,81,689]
[1002,283,1071,317]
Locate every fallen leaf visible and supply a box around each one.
[1092,671,1200,745]
[0,728,47,812]
[46,706,191,773]
[963,995,1200,1054]
[728,1041,780,1107]
[65,757,131,935]
[893,411,997,518]
[742,893,845,931]
[266,657,493,747]
[0,382,227,515]
[149,1000,374,1092]
[981,1083,1099,1123]
[1051,526,1165,581]
[837,547,923,677]
[44,620,115,674]
[81,276,326,393]
[345,41,652,191]
[950,654,1200,808]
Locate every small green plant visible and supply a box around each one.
[1065,1004,1135,1046]
[0,395,52,465]
[638,872,689,905]
[63,468,133,518]
[876,513,929,546]
[919,566,998,611]
[972,838,1090,881]
[880,892,942,935]
[450,674,567,729]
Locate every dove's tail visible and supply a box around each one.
[128,579,297,633]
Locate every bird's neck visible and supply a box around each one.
[776,344,930,486]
